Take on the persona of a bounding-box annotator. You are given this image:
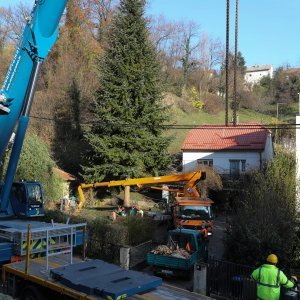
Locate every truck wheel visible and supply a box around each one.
[21,285,46,300]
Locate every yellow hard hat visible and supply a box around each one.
[267,254,278,264]
[291,276,298,282]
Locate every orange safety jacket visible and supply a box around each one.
[200,227,208,238]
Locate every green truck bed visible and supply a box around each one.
[147,251,198,271]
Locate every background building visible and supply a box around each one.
[244,64,274,85]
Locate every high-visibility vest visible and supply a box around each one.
[251,264,293,300]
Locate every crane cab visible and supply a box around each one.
[9,181,44,217]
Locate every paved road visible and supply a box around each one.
[209,215,227,259]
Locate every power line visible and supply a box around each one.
[29,115,300,130]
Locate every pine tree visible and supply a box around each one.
[82,0,171,182]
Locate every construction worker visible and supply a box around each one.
[199,223,208,261]
[251,254,295,300]
[136,205,144,217]
[200,223,208,239]
[119,207,126,217]
[130,204,137,216]
[185,242,191,253]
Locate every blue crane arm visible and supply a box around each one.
[0,0,68,215]
[0,0,68,158]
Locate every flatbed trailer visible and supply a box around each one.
[0,220,163,300]
[2,256,205,300]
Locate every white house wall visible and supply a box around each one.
[244,66,274,85]
[245,70,270,85]
[261,135,274,161]
[182,151,261,174]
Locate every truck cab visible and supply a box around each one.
[0,181,44,217]
[173,197,214,233]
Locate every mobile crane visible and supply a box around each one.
[77,171,214,232]
[0,1,163,299]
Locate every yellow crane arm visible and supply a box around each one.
[76,171,205,212]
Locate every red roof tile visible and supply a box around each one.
[181,123,271,151]
[54,168,77,181]
[284,68,300,75]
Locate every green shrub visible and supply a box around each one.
[18,134,64,202]
[44,210,156,263]
[87,217,128,263]
[3,133,64,202]
[225,150,300,268]
[120,216,155,246]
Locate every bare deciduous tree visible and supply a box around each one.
[0,4,30,45]
[179,21,199,90]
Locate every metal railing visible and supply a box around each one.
[17,223,86,257]
[207,258,256,300]
[129,240,153,269]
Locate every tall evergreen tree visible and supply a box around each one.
[82,0,171,182]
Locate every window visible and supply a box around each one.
[229,160,246,178]
[197,159,213,167]
[27,184,43,204]
[230,160,240,178]
[241,160,246,172]
[12,184,27,204]
[178,205,212,220]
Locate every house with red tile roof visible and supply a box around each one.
[181,123,274,178]
[53,167,77,199]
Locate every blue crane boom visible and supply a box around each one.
[0,0,68,217]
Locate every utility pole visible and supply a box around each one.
[298,92,300,115]
[296,94,300,212]
[233,0,238,126]
[275,102,284,144]
[225,0,230,127]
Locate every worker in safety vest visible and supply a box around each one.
[251,254,295,300]
[199,223,208,261]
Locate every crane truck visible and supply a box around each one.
[0,1,174,299]
[77,171,214,233]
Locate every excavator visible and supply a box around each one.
[0,1,162,299]
[77,171,214,232]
